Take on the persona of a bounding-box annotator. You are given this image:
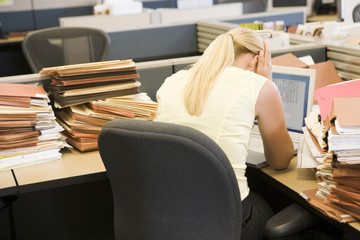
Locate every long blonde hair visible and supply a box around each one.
[184,27,264,116]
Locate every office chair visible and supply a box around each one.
[98,119,242,240]
[98,119,319,240]
[22,27,110,73]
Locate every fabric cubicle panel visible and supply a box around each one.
[327,43,360,80]
[272,45,327,64]
[0,0,34,33]
[170,56,200,73]
[33,7,93,29]
[223,11,306,28]
[32,0,95,29]
[0,0,95,33]
[136,60,174,102]
[107,24,198,62]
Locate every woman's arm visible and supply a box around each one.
[254,40,293,169]
[255,80,294,169]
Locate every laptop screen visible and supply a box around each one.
[271,65,316,133]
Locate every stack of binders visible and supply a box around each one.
[40,60,157,152]
[0,83,66,170]
[301,79,360,222]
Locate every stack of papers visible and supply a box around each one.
[40,60,158,152]
[41,60,141,108]
[300,79,360,222]
[327,97,360,162]
[0,83,66,170]
[55,93,157,152]
[312,162,360,221]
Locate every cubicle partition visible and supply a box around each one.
[0,40,327,103]
[223,9,306,27]
[136,59,174,101]
[0,0,96,33]
[196,9,306,53]
[0,0,35,33]
[326,42,360,80]
[59,3,244,62]
[107,23,199,62]
[59,3,244,30]
[272,43,327,63]
[0,7,308,78]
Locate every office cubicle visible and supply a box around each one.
[0,6,307,77]
[1,53,359,239]
[105,8,306,61]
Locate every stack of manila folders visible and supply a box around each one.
[40,60,158,152]
[299,79,360,223]
[0,83,66,170]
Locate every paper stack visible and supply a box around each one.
[40,60,158,152]
[0,83,66,170]
[40,59,141,108]
[301,79,360,222]
[55,93,157,152]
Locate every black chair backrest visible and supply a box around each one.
[22,26,110,73]
[98,119,242,240]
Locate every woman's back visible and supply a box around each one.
[156,66,267,200]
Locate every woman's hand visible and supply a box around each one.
[256,41,272,79]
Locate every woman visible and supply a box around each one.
[155,27,294,239]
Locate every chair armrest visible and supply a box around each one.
[265,203,319,238]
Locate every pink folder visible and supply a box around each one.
[314,79,360,120]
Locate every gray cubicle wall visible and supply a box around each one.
[272,44,327,63]
[0,0,95,33]
[134,44,327,102]
[0,1,35,33]
[34,7,93,29]
[223,11,305,27]
[0,11,35,33]
[0,43,327,102]
[107,24,198,62]
[136,60,174,101]
[170,56,200,72]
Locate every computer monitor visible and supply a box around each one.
[272,65,316,133]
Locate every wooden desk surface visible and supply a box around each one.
[0,170,17,197]
[0,170,16,189]
[0,36,24,45]
[13,148,105,192]
[262,157,318,193]
[10,149,360,233]
[262,157,360,233]
[307,14,338,22]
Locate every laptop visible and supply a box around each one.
[246,65,316,168]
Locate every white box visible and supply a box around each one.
[177,0,213,9]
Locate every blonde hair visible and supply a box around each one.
[184,27,264,116]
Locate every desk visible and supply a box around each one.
[3,150,360,239]
[0,170,17,197]
[307,14,339,22]
[262,157,318,194]
[0,36,24,45]
[8,149,113,240]
[256,157,360,238]
[12,148,106,193]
